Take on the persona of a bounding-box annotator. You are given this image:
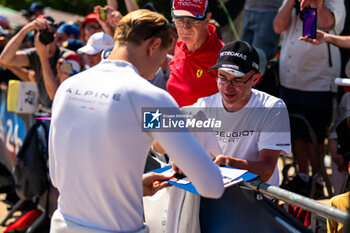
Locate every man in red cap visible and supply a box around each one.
[167,0,224,107]
[83,13,102,42]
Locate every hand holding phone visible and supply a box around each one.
[303,7,317,39]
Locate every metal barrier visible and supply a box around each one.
[243,179,348,232]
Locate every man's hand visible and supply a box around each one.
[214,155,233,167]
[143,172,172,196]
[34,32,50,59]
[24,17,50,33]
[0,17,51,67]
[94,5,109,25]
[28,70,36,82]
[34,18,53,59]
[93,5,122,36]
[299,0,323,11]
[299,30,326,45]
[106,6,122,29]
[152,141,166,154]
[56,58,70,83]
[171,161,185,175]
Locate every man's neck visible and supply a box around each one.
[107,42,149,79]
[108,44,130,62]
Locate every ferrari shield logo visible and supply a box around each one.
[196,69,203,78]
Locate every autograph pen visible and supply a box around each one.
[168,173,187,180]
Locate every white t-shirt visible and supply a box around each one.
[49,60,224,232]
[193,89,291,186]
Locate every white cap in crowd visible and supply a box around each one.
[78,32,113,55]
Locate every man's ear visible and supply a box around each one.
[206,12,212,21]
[251,72,262,86]
[147,37,161,57]
[205,12,212,25]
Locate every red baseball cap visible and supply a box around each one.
[83,13,99,25]
[172,0,208,19]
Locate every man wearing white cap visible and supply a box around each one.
[78,31,113,68]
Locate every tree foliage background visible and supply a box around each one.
[0,0,172,19]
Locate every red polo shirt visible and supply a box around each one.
[167,24,224,107]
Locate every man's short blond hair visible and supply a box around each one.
[115,9,173,49]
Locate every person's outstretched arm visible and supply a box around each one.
[6,66,35,82]
[153,129,224,199]
[123,0,139,12]
[107,0,118,10]
[273,0,295,34]
[214,149,281,182]
[0,19,48,67]
[34,33,60,100]
[149,96,224,198]
[299,30,350,48]
[142,172,172,196]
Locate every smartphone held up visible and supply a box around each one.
[99,8,108,21]
[60,61,74,75]
[303,7,317,39]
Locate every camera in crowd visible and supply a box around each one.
[38,15,57,45]
[39,29,54,45]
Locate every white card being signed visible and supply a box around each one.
[161,167,247,186]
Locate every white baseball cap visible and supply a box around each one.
[78,32,114,55]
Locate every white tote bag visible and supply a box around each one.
[143,186,171,233]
